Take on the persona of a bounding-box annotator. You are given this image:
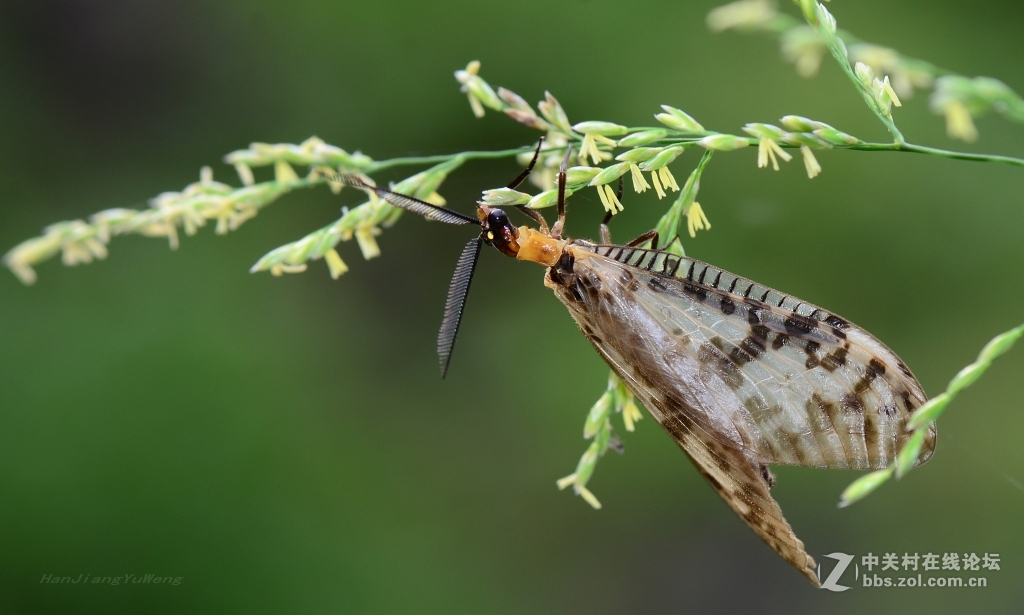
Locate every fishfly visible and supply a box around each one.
[328,139,937,586]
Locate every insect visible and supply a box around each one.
[327,138,937,586]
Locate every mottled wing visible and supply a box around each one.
[660,402,820,585]
[557,244,936,470]
[544,242,936,584]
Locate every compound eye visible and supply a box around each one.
[486,208,512,233]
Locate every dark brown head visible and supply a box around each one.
[477,205,520,258]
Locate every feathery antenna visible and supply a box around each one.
[438,236,482,378]
[322,172,478,225]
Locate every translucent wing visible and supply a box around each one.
[437,237,482,378]
[327,173,478,226]
[545,242,937,585]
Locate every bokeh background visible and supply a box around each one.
[1,0,1022,612]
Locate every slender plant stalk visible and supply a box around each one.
[365,148,531,173]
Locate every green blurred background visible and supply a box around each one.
[1,0,1022,612]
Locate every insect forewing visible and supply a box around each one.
[545,243,937,585]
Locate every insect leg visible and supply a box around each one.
[599,212,613,244]
[514,205,549,234]
[597,177,625,243]
[505,137,551,233]
[550,145,574,240]
[505,136,545,190]
[625,229,659,248]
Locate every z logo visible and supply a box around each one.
[818,552,857,592]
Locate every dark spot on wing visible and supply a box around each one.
[854,358,885,393]
[841,393,864,414]
[900,390,914,412]
[610,269,636,293]
[771,333,790,350]
[720,297,736,315]
[661,394,697,434]
[712,334,763,367]
[803,340,821,369]
[699,341,744,389]
[784,313,819,336]
[747,308,762,325]
[819,347,848,372]
[730,346,755,366]
[648,278,668,292]
[750,325,770,341]
[808,393,830,414]
[760,464,775,489]
[683,282,708,302]
[740,335,766,360]
[825,315,848,330]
